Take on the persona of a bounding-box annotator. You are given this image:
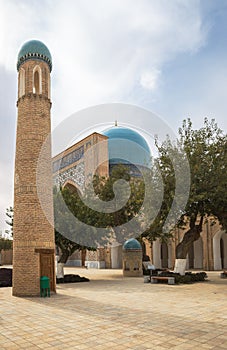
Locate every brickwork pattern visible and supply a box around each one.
[13,58,56,296]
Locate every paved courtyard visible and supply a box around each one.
[0,268,227,349]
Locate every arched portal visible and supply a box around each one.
[194,236,203,269]
[220,235,227,269]
[63,180,81,195]
[153,239,161,268]
[213,230,227,270]
[186,237,203,269]
[188,243,194,269]
[220,238,224,269]
[161,242,168,268]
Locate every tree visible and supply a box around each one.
[55,230,90,264]
[149,118,227,262]
[0,225,12,262]
[53,165,140,264]
[53,187,96,264]
[93,165,144,242]
[5,207,13,237]
[208,132,227,230]
[53,163,169,265]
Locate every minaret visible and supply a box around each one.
[13,40,56,296]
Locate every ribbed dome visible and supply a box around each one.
[102,126,150,167]
[17,40,52,71]
[123,238,142,250]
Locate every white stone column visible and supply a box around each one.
[111,242,122,269]
[174,259,187,275]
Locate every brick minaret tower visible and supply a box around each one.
[13,40,56,296]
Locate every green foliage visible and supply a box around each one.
[53,186,97,263]
[94,165,144,237]
[53,163,169,262]
[93,164,169,243]
[178,118,226,226]
[143,118,227,258]
[159,271,207,284]
[0,238,12,251]
[5,207,13,237]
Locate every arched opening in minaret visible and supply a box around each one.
[18,68,25,97]
[33,66,42,94]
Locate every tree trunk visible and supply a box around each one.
[81,248,86,267]
[56,263,64,279]
[56,251,70,279]
[176,216,203,259]
[58,250,70,264]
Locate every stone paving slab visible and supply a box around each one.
[0,268,227,349]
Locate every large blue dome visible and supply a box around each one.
[102,126,151,168]
[17,40,52,71]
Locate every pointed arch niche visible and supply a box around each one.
[63,181,81,196]
[33,66,42,94]
[18,68,25,98]
[213,230,227,270]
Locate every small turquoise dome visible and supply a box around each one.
[17,40,52,71]
[123,238,142,250]
[102,126,150,167]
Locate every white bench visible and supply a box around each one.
[150,276,175,285]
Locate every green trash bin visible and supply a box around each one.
[40,276,50,297]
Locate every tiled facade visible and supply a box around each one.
[52,132,109,191]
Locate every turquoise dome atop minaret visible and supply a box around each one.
[17,40,52,71]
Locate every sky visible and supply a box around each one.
[0,0,227,233]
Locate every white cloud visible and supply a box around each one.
[140,69,161,90]
[0,0,50,70]
[0,0,209,123]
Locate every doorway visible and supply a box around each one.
[40,252,56,292]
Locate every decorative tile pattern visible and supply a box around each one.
[53,145,84,173]
[54,162,85,188]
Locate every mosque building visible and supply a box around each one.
[53,117,226,272]
[52,121,152,269]
[12,39,227,274]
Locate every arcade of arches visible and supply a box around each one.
[65,217,226,271]
[148,219,227,271]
